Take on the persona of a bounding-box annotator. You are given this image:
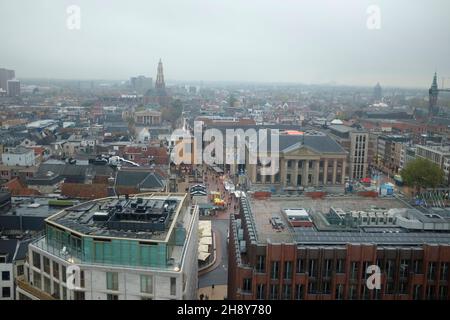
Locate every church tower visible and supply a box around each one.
[429,72,439,118]
[155,59,166,90]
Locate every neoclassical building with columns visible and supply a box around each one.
[244,131,348,188]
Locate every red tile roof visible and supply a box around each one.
[61,183,108,200]
[2,178,41,196]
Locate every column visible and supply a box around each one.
[230,163,236,176]
[252,163,257,184]
[281,159,288,187]
[303,160,309,187]
[314,160,320,186]
[323,159,328,185]
[332,159,337,184]
[341,159,347,184]
[293,160,299,186]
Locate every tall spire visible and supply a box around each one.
[155,59,165,90]
[432,72,438,89]
[429,72,439,118]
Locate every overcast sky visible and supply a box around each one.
[1,0,449,88]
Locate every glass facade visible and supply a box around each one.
[45,224,171,268]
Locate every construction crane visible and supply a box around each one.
[428,72,450,118]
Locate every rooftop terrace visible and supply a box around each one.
[46,193,189,242]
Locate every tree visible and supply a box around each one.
[228,94,237,108]
[400,158,445,191]
[161,99,183,127]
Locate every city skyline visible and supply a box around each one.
[1,0,450,87]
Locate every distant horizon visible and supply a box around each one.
[16,76,432,91]
[1,0,449,89]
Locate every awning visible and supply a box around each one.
[199,221,212,237]
[199,237,213,245]
[198,252,211,261]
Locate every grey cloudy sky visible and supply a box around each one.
[1,0,449,87]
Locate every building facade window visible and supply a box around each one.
[428,262,436,281]
[282,285,291,300]
[308,259,317,277]
[107,294,119,300]
[348,285,357,300]
[413,285,422,300]
[439,285,448,300]
[308,281,317,294]
[32,251,41,269]
[242,278,252,293]
[324,259,332,278]
[440,262,448,281]
[256,255,265,273]
[336,259,345,274]
[295,284,304,300]
[386,260,395,279]
[62,265,66,283]
[426,286,436,300]
[74,291,85,300]
[2,287,11,298]
[413,260,423,274]
[323,281,331,295]
[33,271,42,289]
[335,284,344,300]
[350,262,359,280]
[1,271,10,281]
[400,259,409,278]
[269,284,278,300]
[284,261,292,280]
[44,276,51,294]
[140,275,153,294]
[271,261,280,280]
[256,284,265,300]
[296,259,305,273]
[53,281,60,299]
[170,277,177,296]
[52,261,59,280]
[43,257,50,274]
[106,272,119,291]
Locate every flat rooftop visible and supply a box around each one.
[6,197,62,217]
[242,195,450,245]
[46,193,188,242]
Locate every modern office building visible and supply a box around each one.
[0,68,15,92]
[17,193,198,300]
[228,194,450,300]
[7,80,20,97]
[328,125,369,180]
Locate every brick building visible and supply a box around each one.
[228,195,450,300]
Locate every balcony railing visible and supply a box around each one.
[16,275,55,300]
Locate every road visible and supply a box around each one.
[198,218,229,288]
